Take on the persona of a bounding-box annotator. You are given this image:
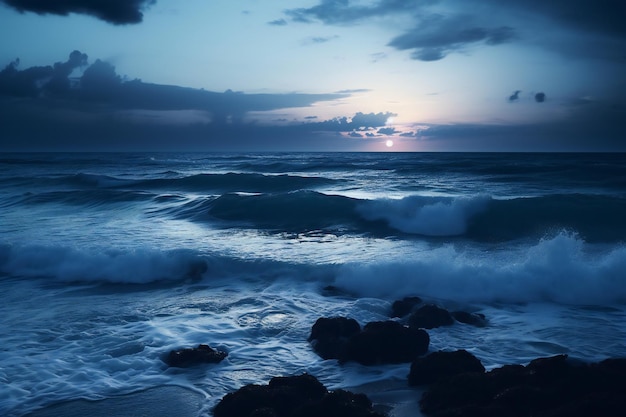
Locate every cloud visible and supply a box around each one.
[302,35,339,45]
[284,0,422,25]
[508,90,521,102]
[268,18,287,26]
[0,52,347,124]
[480,0,626,38]
[535,92,546,103]
[0,0,155,24]
[377,127,397,135]
[414,97,626,151]
[281,0,626,62]
[0,51,403,151]
[388,15,516,61]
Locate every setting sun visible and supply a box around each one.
[385,139,394,148]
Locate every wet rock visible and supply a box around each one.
[408,304,455,329]
[408,349,485,386]
[419,354,626,417]
[164,344,227,368]
[390,296,422,318]
[213,374,385,417]
[308,317,361,360]
[451,311,487,327]
[343,320,430,365]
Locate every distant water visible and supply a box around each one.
[1,152,625,416]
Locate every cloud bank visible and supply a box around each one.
[0,51,400,151]
[0,0,155,24]
[281,0,626,61]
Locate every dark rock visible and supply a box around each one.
[408,349,485,386]
[390,296,422,318]
[213,374,385,417]
[308,317,361,360]
[164,344,227,368]
[419,354,626,417]
[343,320,430,365]
[451,311,487,327]
[408,304,455,329]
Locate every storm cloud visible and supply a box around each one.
[0,52,400,151]
[0,51,346,124]
[282,0,626,61]
[0,0,155,24]
[388,15,515,61]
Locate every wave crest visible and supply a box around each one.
[334,232,626,305]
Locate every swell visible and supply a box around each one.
[1,172,338,193]
[170,192,626,242]
[131,172,339,192]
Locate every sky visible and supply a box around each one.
[0,0,625,152]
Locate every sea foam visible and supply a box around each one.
[357,195,490,236]
[334,232,626,305]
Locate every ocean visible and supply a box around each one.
[1,152,625,416]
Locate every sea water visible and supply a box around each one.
[1,152,625,416]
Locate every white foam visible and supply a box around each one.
[334,232,626,305]
[356,195,490,236]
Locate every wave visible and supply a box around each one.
[357,195,490,236]
[175,190,360,230]
[0,244,209,284]
[14,189,155,207]
[334,232,626,305]
[132,172,339,193]
[171,191,626,243]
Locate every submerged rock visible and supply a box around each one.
[308,317,361,360]
[213,373,385,417]
[164,344,227,368]
[309,317,429,365]
[451,311,488,327]
[344,320,430,365]
[390,296,423,318]
[419,354,626,417]
[408,304,455,329]
[408,349,485,386]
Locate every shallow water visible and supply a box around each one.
[1,152,625,416]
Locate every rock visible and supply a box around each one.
[343,320,430,365]
[308,317,361,360]
[451,311,487,327]
[419,354,626,417]
[165,344,227,368]
[408,304,455,329]
[408,349,485,386]
[390,296,422,318]
[213,374,385,417]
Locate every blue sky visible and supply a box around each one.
[0,0,624,151]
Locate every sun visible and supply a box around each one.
[385,139,394,148]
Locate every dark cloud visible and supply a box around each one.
[480,0,626,38]
[268,18,287,26]
[535,92,546,103]
[308,111,397,132]
[0,0,155,24]
[284,0,424,25]
[388,15,516,61]
[415,97,626,151]
[282,0,625,62]
[302,36,339,45]
[377,127,397,135]
[508,90,521,102]
[0,52,347,125]
[0,52,403,151]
